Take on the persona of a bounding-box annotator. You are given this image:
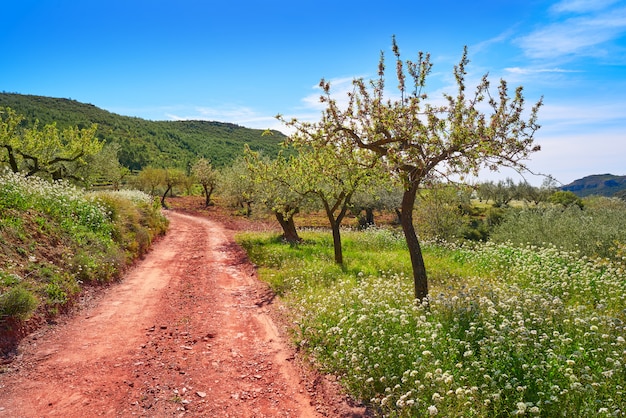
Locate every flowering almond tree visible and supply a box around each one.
[282,38,542,300]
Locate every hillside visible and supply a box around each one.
[561,173,626,197]
[0,93,287,170]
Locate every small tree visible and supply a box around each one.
[136,166,166,195]
[478,178,517,207]
[0,107,103,182]
[160,168,186,209]
[549,190,583,209]
[282,38,542,300]
[286,140,377,265]
[245,148,311,243]
[192,158,218,207]
[350,174,403,229]
[219,157,256,217]
[88,142,130,189]
[415,184,469,242]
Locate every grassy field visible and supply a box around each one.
[237,228,626,417]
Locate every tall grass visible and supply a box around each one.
[238,229,626,417]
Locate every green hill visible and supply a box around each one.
[0,93,287,170]
[561,174,626,198]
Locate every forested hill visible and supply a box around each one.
[0,93,287,170]
[561,174,626,198]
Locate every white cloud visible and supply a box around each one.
[505,67,580,75]
[539,101,626,127]
[551,0,621,14]
[517,7,626,59]
[470,29,515,53]
[300,76,364,112]
[164,105,284,131]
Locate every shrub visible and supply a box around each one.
[0,286,38,320]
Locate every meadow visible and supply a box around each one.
[238,227,626,417]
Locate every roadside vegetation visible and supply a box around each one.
[0,170,167,322]
[238,205,626,416]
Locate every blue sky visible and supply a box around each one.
[1,0,625,185]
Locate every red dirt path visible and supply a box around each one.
[0,210,367,417]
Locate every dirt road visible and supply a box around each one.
[0,211,365,417]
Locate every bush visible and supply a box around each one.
[0,286,38,320]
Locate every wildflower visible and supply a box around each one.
[428,405,438,416]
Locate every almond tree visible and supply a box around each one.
[293,144,376,265]
[244,148,308,243]
[1,107,103,182]
[192,158,218,207]
[282,38,542,300]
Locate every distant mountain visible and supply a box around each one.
[0,93,287,170]
[561,174,626,198]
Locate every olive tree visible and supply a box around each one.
[282,38,542,300]
[160,168,186,209]
[350,174,403,228]
[88,142,130,189]
[136,166,166,195]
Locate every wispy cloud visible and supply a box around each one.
[300,76,363,112]
[470,28,516,54]
[550,0,621,14]
[539,101,626,124]
[165,105,283,131]
[505,67,581,75]
[517,5,626,59]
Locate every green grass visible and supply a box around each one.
[238,228,626,417]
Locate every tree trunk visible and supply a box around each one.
[358,208,375,229]
[330,220,343,265]
[400,184,428,301]
[4,145,19,173]
[365,207,375,227]
[394,208,402,225]
[161,185,172,209]
[275,211,301,243]
[203,184,215,207]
